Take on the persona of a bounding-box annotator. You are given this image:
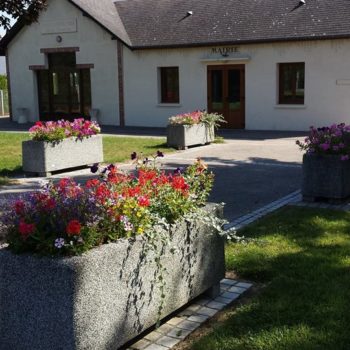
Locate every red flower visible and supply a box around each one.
[18,221,35,239]
[86,179,100,188]
[172,176,189,192]
[66,220,82,236]
[15,200,25,215]
[138,196,150,207]
[35,121,43,127]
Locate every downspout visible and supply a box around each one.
[5,49,12,120]
[117,40,125,127]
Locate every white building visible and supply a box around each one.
[1,0,350,130]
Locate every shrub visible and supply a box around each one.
[297,123,350,160]
[3,156,214,256]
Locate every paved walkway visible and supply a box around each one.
[0,131,305,221]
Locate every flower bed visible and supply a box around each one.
[297,124,350,201]
[22,119,103,176]
[0,158,226,349]
[167,111,224,149]
[29,119,101,143]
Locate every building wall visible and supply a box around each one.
[7,0,120,125]
[123,40,350,130]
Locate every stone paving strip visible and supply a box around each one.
[127,278,253,350]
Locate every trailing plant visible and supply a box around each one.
[28,118,101,143]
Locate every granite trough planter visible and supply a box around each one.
[167,124,215,149]
[22,135,103,176]
[0,204,225,350]
[302,154,350,201]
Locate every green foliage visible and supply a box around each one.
[193,207,350,350]
[0,75,7,91]
[0,1,47,30]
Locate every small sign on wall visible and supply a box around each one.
[211,47,240,57]
[41,20,77,35]
[336,80,350,86]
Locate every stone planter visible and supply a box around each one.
[167,124,215,149]
[22,135,103,176]
[302,154,350,201]
[0,204,225,350]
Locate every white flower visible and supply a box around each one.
[54,238,65,249]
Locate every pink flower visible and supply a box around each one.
[341,155,349,161]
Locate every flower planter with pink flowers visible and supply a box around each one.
[22,119,103,176]
[167,111,224,149]
[297,123,350,201]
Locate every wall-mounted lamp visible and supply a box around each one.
[56,35,63,43]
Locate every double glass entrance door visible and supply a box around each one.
[37,53,92,121]
[207,65,245,129]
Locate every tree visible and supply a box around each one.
[0,1,47,31]
[0,75,7,90]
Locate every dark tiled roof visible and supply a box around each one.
[1,0,350,54]
[69,0,131,45]
[115,0,350,48]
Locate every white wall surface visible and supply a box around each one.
[124,40,350,130]
[7,0,120,124]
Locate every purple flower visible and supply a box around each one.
[174,167,183,174]
[341,155,349,161]
[90,163,99,174]
[157,151,164,158]
[54,238,65,249]
[333,145,340,151]
[320,143,330,151]
[131,152,137,160]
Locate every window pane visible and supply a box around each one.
[279,63,305,104]
[161,67,179,103]
[228,69,241,111]
[70,71,81,114]
[51,70,70,113]
[211,70,223,110]
[37,70,50,114]
[81,69,92,116]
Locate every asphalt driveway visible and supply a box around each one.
[162,132,304,221]
[0,129,305,223]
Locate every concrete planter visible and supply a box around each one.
[22,135,104,176]
[167,124,215,149]
[0,204,225,350]
[302,154,350,200]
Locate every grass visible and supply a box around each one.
[103,136,172,164]
[193,206,350,350]
[0,132,173,176]
[0,132,30,176]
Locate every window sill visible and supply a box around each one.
[274,104,306,109]
[157,103,182,107]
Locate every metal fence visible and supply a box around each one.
[0,90,9,116]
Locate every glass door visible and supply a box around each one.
[208,65,245,129]
[37,53,92,121]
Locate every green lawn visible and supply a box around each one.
[193,207,350,350]
[0,132,173,176]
